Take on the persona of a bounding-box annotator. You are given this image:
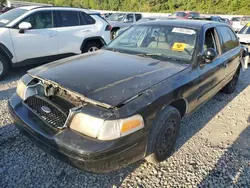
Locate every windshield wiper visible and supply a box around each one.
[137,53,189,64]
[136,53,172,60]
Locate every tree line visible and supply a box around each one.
[20,0,250,14]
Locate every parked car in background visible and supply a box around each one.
[106,12,142,39]
[170,11,200,19]
[230,16,242,32]
[0,6,14,14]
[237,22,250,68]
[101,12,112,19]
[240,16,250,28]
[9,20,243,173]
[115,17,177,38]
[220,18,232,26]
[0,6,111,80]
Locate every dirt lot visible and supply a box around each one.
[1,67,250,187]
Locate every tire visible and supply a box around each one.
[145,106,181,164]
[221,67,240,94]
[0,54,10,81]
[111,29,119,40]
[81,41,101,53]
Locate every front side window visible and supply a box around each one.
[55,11,79,27]
[204,28,218,53]
[0,8,28,27]
[107,25,197,63]
[22,11,52,29]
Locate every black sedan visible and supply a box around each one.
[9,20,243,173]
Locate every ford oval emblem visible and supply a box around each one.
[41,106,51,114]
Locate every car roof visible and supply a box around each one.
[137,20,225,29]
[17,5,98,13]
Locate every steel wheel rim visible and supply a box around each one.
[157,118,177,156]
[88,47,99,52]
[0,60,3,75]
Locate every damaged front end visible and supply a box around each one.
[17,73,114,130]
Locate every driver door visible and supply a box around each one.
[9,10,57,63]
[196,27,227,105]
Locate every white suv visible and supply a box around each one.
[0,6,111,80]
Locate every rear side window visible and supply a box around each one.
[55,11,79,27]
[79,12,96,25]
[227,28,239,47]
[217,26,237,53]
[135,14,142,21]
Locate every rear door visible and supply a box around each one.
[197,27,227,105]
[54,10,97,55]
[216,26,241,84]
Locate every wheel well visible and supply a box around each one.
[111,27,120,32]
[0,51,11,66]
[169,98,187,118]
[81,38,105,52]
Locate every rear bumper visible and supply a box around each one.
[8,93,147,173]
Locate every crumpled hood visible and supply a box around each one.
[237,34,250,43]
[29,50,188,106]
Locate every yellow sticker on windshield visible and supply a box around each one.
[172,42,187,51]
[246,22,250,26]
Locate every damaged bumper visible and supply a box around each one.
[8,93,147,173]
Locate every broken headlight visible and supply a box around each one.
[70,113,144,140]
[16,76,44,100]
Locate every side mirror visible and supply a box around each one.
[203,48,218,63]
[123,18,129,23]
[18,22,32,33]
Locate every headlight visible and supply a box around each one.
[16,78,43,100]
[70,113,144,140]
[16,79,27,99]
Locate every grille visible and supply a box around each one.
[25,96,68,129]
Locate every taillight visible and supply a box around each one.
[105,25,112,31]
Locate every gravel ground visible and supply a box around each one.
[1,67,250,188]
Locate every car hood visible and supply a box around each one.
[29,50,189,107]
[237,34,250,43]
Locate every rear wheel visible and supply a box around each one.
[222,67,240,94]
[145,106,181,164]
[0,54,10,80]
[82,41,101,53]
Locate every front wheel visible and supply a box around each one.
[81,42,101,53]
[0,54,10,80]
[145,106,181,164]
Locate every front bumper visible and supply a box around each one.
[8,93,147,173]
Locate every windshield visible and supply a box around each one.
[189,12,200,17]
[238,24,250,34]
[0,8,27,27]
[231,17,240,21]
[107,25,197,63]
[106,13,126,21]
[173,12,186,17]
